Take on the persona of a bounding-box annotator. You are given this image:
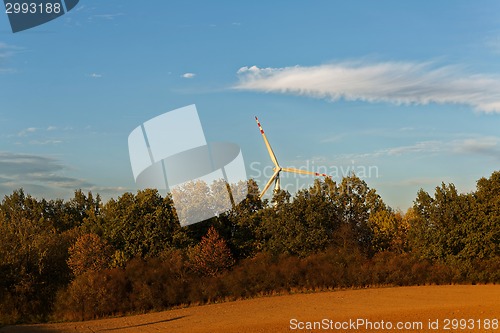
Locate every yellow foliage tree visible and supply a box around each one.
[67,233,112,276]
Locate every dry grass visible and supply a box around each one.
[1,285,498,333]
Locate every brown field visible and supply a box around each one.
[1,285,499,333]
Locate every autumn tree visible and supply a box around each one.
[188,226,235,276]
[67,233,113,276]
[0,190,71,323]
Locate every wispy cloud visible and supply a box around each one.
[182,72,196,79]
[320,134,346,143]
[74,4,86,12]
[17,127,37,137]
[29,139,63,145]
[382,141,442,156]
[381,176,454,188]
[320,126,422,144]
[342,136,500,160]
[235,61,500,113]
[9,126,66,145]
[0,42,20,58]
[88,185,130,195]
[450,136,500,156]
[0,68,15,74]
[0,42,21,73]
[87,73,102,78]
[485,35,500,54]
[91,13,124,20]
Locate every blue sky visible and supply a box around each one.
[1,1,500,209]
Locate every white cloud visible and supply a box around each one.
[14,126,65,145]
[17,127,37,137]
[88,73,102,78]
[182,73,196,79]
[235,61,500,113]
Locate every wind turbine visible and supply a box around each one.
[255,116,328,198]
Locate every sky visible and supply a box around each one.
[1,1,500,210]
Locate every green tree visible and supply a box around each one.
[463,172,500,259]
[333,175,385,254]
[408,172,500,283]
[216,179,264,259]
[64,190,102,231]
[98,189,179,258]
[410,182,477,261]
[259,179,342,257]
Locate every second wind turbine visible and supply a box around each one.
[255,116,328,199]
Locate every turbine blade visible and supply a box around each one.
[260,169,280,198]
[255,116,280,168]
[282,167,328,177]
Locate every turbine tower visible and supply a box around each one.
[255,116,328,198]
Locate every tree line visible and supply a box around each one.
[0,173,498,324]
